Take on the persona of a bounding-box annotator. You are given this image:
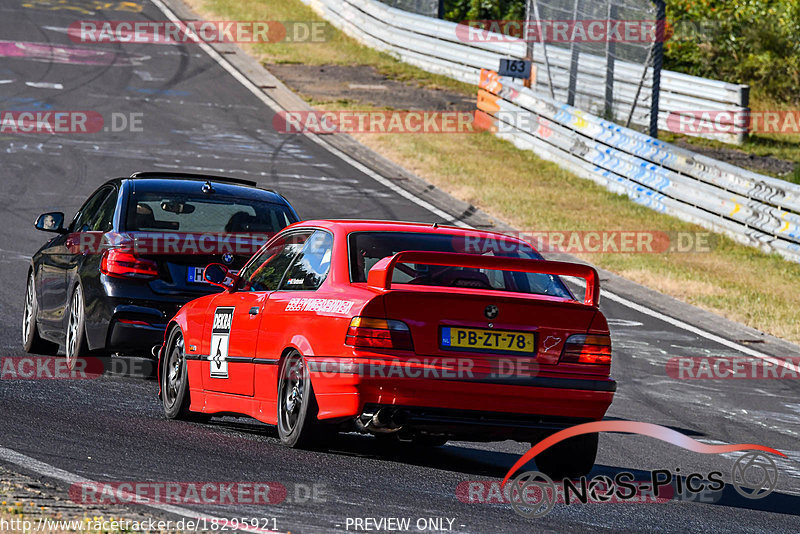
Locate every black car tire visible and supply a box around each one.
[277,350,332,448]
[161,326,204,421]
[65,284,90,369]
[22,273,58,355]
[533,432,598,480]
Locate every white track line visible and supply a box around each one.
[148,0,464,227]
[569,278,799,373]
[147,0,794,369]
[25,81,63,89]
[0,446,280,533]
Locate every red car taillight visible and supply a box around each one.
[560,334,612,365]
[101,249,159,280]
[346,317,414,351]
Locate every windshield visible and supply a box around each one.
[348,231,573,299]
[125,192,295,233]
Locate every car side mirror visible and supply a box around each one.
[204,263,236,290]
[35,212,66,233]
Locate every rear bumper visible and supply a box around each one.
[93,276,207,354]
[107,317,167,353]
[308,354,616,438]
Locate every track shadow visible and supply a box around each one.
[582,463,800,516]
[197,416,798,517]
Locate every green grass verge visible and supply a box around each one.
[191,0,474,94]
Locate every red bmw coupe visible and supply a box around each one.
[158,220,615,478]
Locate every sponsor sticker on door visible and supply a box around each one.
[210,307,233,379]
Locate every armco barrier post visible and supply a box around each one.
[649,0,665,138]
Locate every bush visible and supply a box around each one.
[443,0,525,22]
[666,0,800,103]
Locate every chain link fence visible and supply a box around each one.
[375,0,665,137]
[523,0,665,137]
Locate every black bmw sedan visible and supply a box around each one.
[22,172,299,366]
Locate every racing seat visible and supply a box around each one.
[225,211,255,232]
[432,268,493,289]
[225,211,276,233]
[135,204,179,230]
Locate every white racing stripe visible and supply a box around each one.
[0,446,281,534]
[147,0,794,368]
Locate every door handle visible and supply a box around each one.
[249,306,259,316]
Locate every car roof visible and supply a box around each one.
[109,172,291,205]
[284,220,527,242]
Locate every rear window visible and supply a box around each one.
[126,192,295,233]
[348,231,572,298]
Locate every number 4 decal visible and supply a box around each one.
[209,307,233,379]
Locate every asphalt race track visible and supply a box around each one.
[1,0,799,532]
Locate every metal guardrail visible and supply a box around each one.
[302,0,800,263]
[304,0,750,144]
[476,70,800,263]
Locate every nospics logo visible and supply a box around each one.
[731,452,779,499]
[499,421,785,518]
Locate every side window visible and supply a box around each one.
[238,231,312,292]
[87,189,118,232]
[71,187,112,232]
[280,231,333,291]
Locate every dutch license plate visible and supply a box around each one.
[187,266,206,283]
[440,327,535,354]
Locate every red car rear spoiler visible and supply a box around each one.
[366,251,600,307]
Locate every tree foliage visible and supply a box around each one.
[443,0,526,21]
[666,0,800,102]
